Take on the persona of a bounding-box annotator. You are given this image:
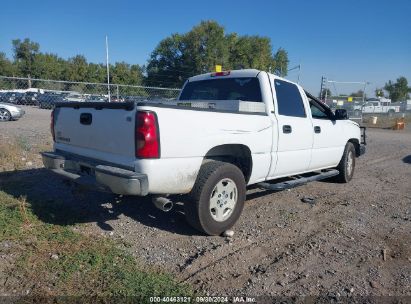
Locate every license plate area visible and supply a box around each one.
[80,165,95,176]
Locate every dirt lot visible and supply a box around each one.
[1,106,410,299]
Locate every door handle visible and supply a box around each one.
[282,125,292,134]
[314,126,321,133]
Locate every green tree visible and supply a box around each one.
[111,62,144,85]
[183,21,230,74]
[146,20,288,87]
[67,55,88,82]
[12,38,40,77]
[228,35,274,70]
[384,77,410,101]
[86,63,106,83]
[32,53,65,80]
[146,34,187,87]
[272,48,289,77]
[0,52,15,76]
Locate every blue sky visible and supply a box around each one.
[1,0,410,95]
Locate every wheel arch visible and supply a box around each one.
[348,138,360,157]
[203,144,253,183]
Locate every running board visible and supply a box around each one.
[257,169,339,191]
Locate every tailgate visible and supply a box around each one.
[54,102,136,159]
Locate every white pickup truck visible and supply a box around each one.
[42,69,366,235]
[361,98,400,116]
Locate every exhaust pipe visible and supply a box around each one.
[152,196,173,212]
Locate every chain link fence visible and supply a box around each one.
[1,75,410,129]
[323,96,365,119]
[0,76,181,109]
[320,78,411,128]
[323,96,411,129]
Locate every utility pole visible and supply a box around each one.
[362,82,368,103]
[105,35,111,102]
[287,64,301,84]
[320,76,325,99]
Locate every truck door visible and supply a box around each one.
[373,102,383,113]
[362,102,375,113]
[306,94,344,170]
[267,78,313,178]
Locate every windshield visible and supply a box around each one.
[179,77,262,102]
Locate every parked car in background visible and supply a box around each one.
[362,98,400,116]
[0,92,7,102]
[352,102,364,117]
[38,92,66,109]
[20,91,40,105]
[0,92,24,104]
[85,94,107,102]
[124,95,147,102]
[0,103,25,121]
[110,96,125,102]
[63,93,85,102]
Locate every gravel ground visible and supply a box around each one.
[0,105,52,142]
[1,106,410,299]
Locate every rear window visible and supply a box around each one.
[274,79,306,117]
[179,77,262,102]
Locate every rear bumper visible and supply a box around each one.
[41,151,149,196]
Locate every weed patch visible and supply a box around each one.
[0,190,193,301]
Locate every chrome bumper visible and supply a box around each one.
[41,152,149,196]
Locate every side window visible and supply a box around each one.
[274,80,306,117]
[309,101,329,119]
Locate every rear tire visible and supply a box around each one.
[334,142,356,183]
[184,161,246,235]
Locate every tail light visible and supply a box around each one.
[211,71,230,77]
[50,109,55,142]
[135,111,160,158]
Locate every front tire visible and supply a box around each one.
[184,161,246,235]
[0,108,11,122]
[334,142,356,183]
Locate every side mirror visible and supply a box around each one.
[334,109,348,120]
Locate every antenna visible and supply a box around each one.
[105,35,111,102]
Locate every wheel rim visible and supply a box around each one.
[0,109,10,121]
[209,178,238,222]
[347,151,354,176]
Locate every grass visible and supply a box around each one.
[0,188,193,301]
[0,135,51,172]
[0,138,194,301]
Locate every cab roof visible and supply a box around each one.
[188,69,262,82]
